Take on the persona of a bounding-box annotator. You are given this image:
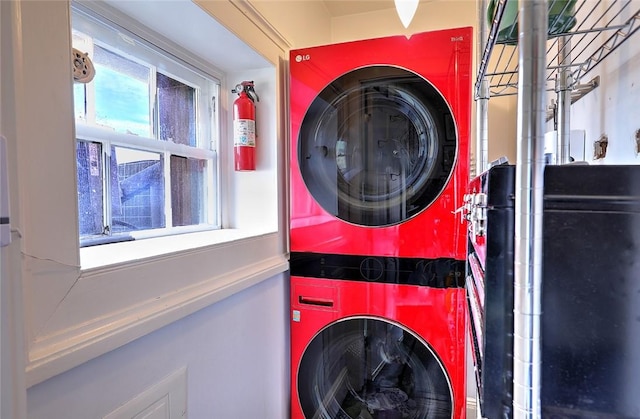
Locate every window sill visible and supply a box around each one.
[26,230,288,387]
[80,228,275,270]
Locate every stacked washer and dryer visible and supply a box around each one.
[289,28,473,419]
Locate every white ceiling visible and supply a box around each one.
[322,0,396,17]
[101,0,271,73]
[98,0,430,72]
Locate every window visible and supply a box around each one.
[72,8,219,246]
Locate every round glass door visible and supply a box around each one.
[298,66,456,227]
[297,317,453,419]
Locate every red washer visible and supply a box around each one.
[290,267,468,419]
[290,27,473,260]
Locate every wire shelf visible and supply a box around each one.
[475,0,640,99]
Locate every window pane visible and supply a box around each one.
[170,156,206,226]
[112,147,165,232]
[72,7,219,244]
[77,141,104,236]
[74,83,86,121]
[93,46,151,137]
[158,73,196,146]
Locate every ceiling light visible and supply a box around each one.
[394,0,419,28]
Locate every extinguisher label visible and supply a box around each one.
[233,119,256,147]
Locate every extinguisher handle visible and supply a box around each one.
[246,85,259,102]
[231,81,259,102]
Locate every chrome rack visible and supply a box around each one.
[475,0,640,100]
[473,1,640,419]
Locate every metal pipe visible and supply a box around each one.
[513,0,547,418]
[476,80,489,174]
[475,0,507,98]
[556,36,571,164]
[476,0,490,174]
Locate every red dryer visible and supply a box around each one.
[289,28,473,260]
[289,28,472,419]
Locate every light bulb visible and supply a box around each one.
[394,0,419,29]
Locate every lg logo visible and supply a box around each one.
[295,54,310,63]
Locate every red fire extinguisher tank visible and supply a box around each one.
[232,81,259,171]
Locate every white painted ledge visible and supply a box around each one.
[80,228,272,270]
[26,232,288,387]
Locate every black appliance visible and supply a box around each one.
[466,163,640,419]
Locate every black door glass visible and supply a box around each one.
[298,66,456,227]
[297,317,453,418]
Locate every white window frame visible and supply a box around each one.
[73,7,221,243]
[5,0,290,386]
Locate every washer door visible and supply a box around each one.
[298,66,456,227]
[297,317,453,419]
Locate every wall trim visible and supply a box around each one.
[104,367,187,419]
[26,252,288,387]
[195,0,288,66]
[231,0,292,51]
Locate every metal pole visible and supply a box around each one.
[556,36,571,164]
[476,0,490,174]
[476,82,490,174]
[513,0,546,417]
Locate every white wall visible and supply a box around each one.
[487,95,518,164]
[250,0,333,48]
[3,0,291,418]
[568,36,640,164]
[538,2,640,167]
[331,0,476,41]
[27,273,289,418]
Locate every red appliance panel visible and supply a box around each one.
[290,276,467,419]
[290,27,472,260]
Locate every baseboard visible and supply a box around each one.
[466,396,478,418]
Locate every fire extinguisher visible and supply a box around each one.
[232,81,259,171]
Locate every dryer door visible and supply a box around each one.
[297,317,453,419]
[298,66,456,227]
